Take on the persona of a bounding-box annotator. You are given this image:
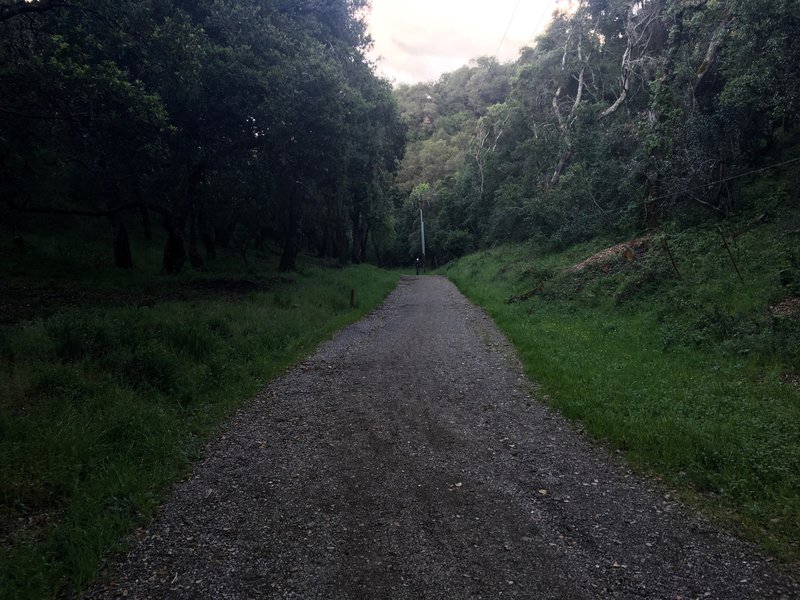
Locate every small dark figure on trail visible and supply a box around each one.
[415,257,421,275]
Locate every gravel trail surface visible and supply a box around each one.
[90,276,798,599]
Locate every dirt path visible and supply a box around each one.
[90,276,798,599]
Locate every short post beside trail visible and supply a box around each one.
[717,226,744,284]
[350,288,355,308]
[661,235,683,281]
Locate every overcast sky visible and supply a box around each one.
[365,0,561,85]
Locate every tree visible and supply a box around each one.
[391,0,800,256]
[0,0,405,273]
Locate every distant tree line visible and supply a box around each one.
[391,0,800,265]
[0,0,406,272]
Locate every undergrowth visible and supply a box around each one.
[445,195,800,563]
[0,234,400,599]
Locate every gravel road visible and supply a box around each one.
[90,275,798,599]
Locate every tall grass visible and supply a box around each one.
[445,206,800,562]
[0,244,400,599]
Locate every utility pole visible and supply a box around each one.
[419,208,426,264]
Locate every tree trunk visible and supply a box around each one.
[255,228,266,252]
[317,227,328,258]
[131,176,152,240]
[327,193,346,266]
[335,226,348,266]
[351,212,366,264]
[188,210,204,271]
[694,13,734,96]
[352,236,362,264]
[162,216,186,275]
[279,196,301,272]
[279,234,296,271]
[203,232,216,259]
[103,176,133,269]
[215,224,233,250]
[370,232,383,268]
[140,207,152,240]
[599,44,631,120]
[110,214,133,269]
[549,148,573,188]
[644,179,661,229]
[160,163,202,274]
[197,201,215,259]
[358,223,369,264]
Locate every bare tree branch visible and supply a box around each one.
[550,21,590,187]
[599,2,661,120]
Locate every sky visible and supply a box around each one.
[365,0,562,85]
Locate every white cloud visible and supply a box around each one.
[365,0,560,84]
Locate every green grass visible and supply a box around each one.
[0,232,401,599]
[444,204,800,563]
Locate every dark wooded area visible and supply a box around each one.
[0,0,405,272]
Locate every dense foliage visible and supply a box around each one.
[393,0,800,264]
[5,0,797,271]
[0,0,405,272]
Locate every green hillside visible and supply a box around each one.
[444,178,800,561]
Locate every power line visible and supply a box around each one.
[578,156,800,219]
[495,0,524,58]
[495,0,558,60]
[529,0,557,43]
[647,156,800,204]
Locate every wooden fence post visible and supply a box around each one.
[717,226,744,284]
[662,235,683,281]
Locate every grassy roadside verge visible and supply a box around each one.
[0,241,400,599]
[444,211,800,563]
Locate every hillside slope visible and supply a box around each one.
[444,196,800,562]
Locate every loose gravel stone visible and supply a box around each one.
[88,276,799,599]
